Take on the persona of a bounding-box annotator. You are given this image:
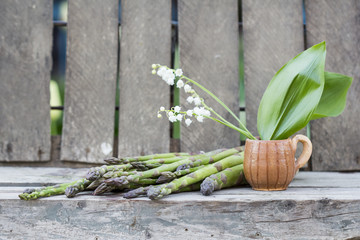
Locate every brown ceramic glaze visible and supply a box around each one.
[244,134,312,191]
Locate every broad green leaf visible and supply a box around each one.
[311,72,353,120]
[257,42,326,140]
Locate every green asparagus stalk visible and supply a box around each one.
[86,164,132,181]
[87,178,105,190]
[93,182,116,195]
[147,152,244,200]
[102,170,136,179]
[104,177,158,187]
[130,162,162,170]
[117,147,242,186]
[123,182,202,199]
[130,149,225,169]
[93,178,159,195]
[200,164,247,196]
[119,152,191,163]
[19,179,84,200]
[103,157,121,164]
[65,179,92,198]
[156,165,205,184]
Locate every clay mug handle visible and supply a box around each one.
[291,134,312,171]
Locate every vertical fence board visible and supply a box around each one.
[61,0,118,163]
[0,0,52,162]
[306,0,360,171]
[242,0,304,137]
[118,0,171,157]
[178,0,240,152]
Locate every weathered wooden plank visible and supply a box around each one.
[1,168,360,238]
[1,186,360,239]
[0,136,103,168]
[118,0,171,156]
[242,0,304,137]
[305,0,360,171]
[0,0,52,162]
[178,0,240,152]
[0,167,87,186]
[61,0,118,163]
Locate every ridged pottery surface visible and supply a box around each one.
[244,135,312,191]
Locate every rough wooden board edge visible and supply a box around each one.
[1,196,359,239]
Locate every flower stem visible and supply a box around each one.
[183,76,256,140]
[204,116,255,139]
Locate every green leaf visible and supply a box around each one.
[311,72,353,120]
[257,42,326,140]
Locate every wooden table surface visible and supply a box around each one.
[1,167,359,240]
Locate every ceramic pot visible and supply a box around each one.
[244,134,312,191]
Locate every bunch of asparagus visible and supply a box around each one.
[19,147,247,200]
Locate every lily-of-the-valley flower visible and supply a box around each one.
[196,116,204,122]
[186,110,193,117]
[185,118,192,126]
[174,106,181,113]
[175,69,183,77]
[152,64,257,140]
[176,79,184,88]
[193,97,201,106]
[176,114,183,121]
[169,115,177,122]
[184,84,192,93]
[187,96,194,104]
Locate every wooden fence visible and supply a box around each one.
[0,0,359,171]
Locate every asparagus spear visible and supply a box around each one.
[130,162,162,170]
[117,147,242,186]
[119,152,191,163]
[86,164,132,181]
[102,170,135,179]
[156,165,205,183]
[123,182,201,199]
[200,164,247,196]
[104,177,158,187]
[93,182,116,195]
[147,152,244,200]
[93,178,158,195]
[65,179,92,198]
[19,179,85,200]
[123,186,150,198]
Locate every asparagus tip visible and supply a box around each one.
[200,178,216,196]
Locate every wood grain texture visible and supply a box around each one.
[0,0,52,162]
[1,169,360,239]
[178,0,240,152]
[242,0,304,136]
[118,0,171,157]
[61,0,118,163]
[0,167,87,187]
[305,0,360,171]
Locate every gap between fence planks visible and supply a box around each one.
[306,0,360,171]
[178,0,240,152]
[0,0,52,162]
[117,0,171,157]
[61,0,118,163]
